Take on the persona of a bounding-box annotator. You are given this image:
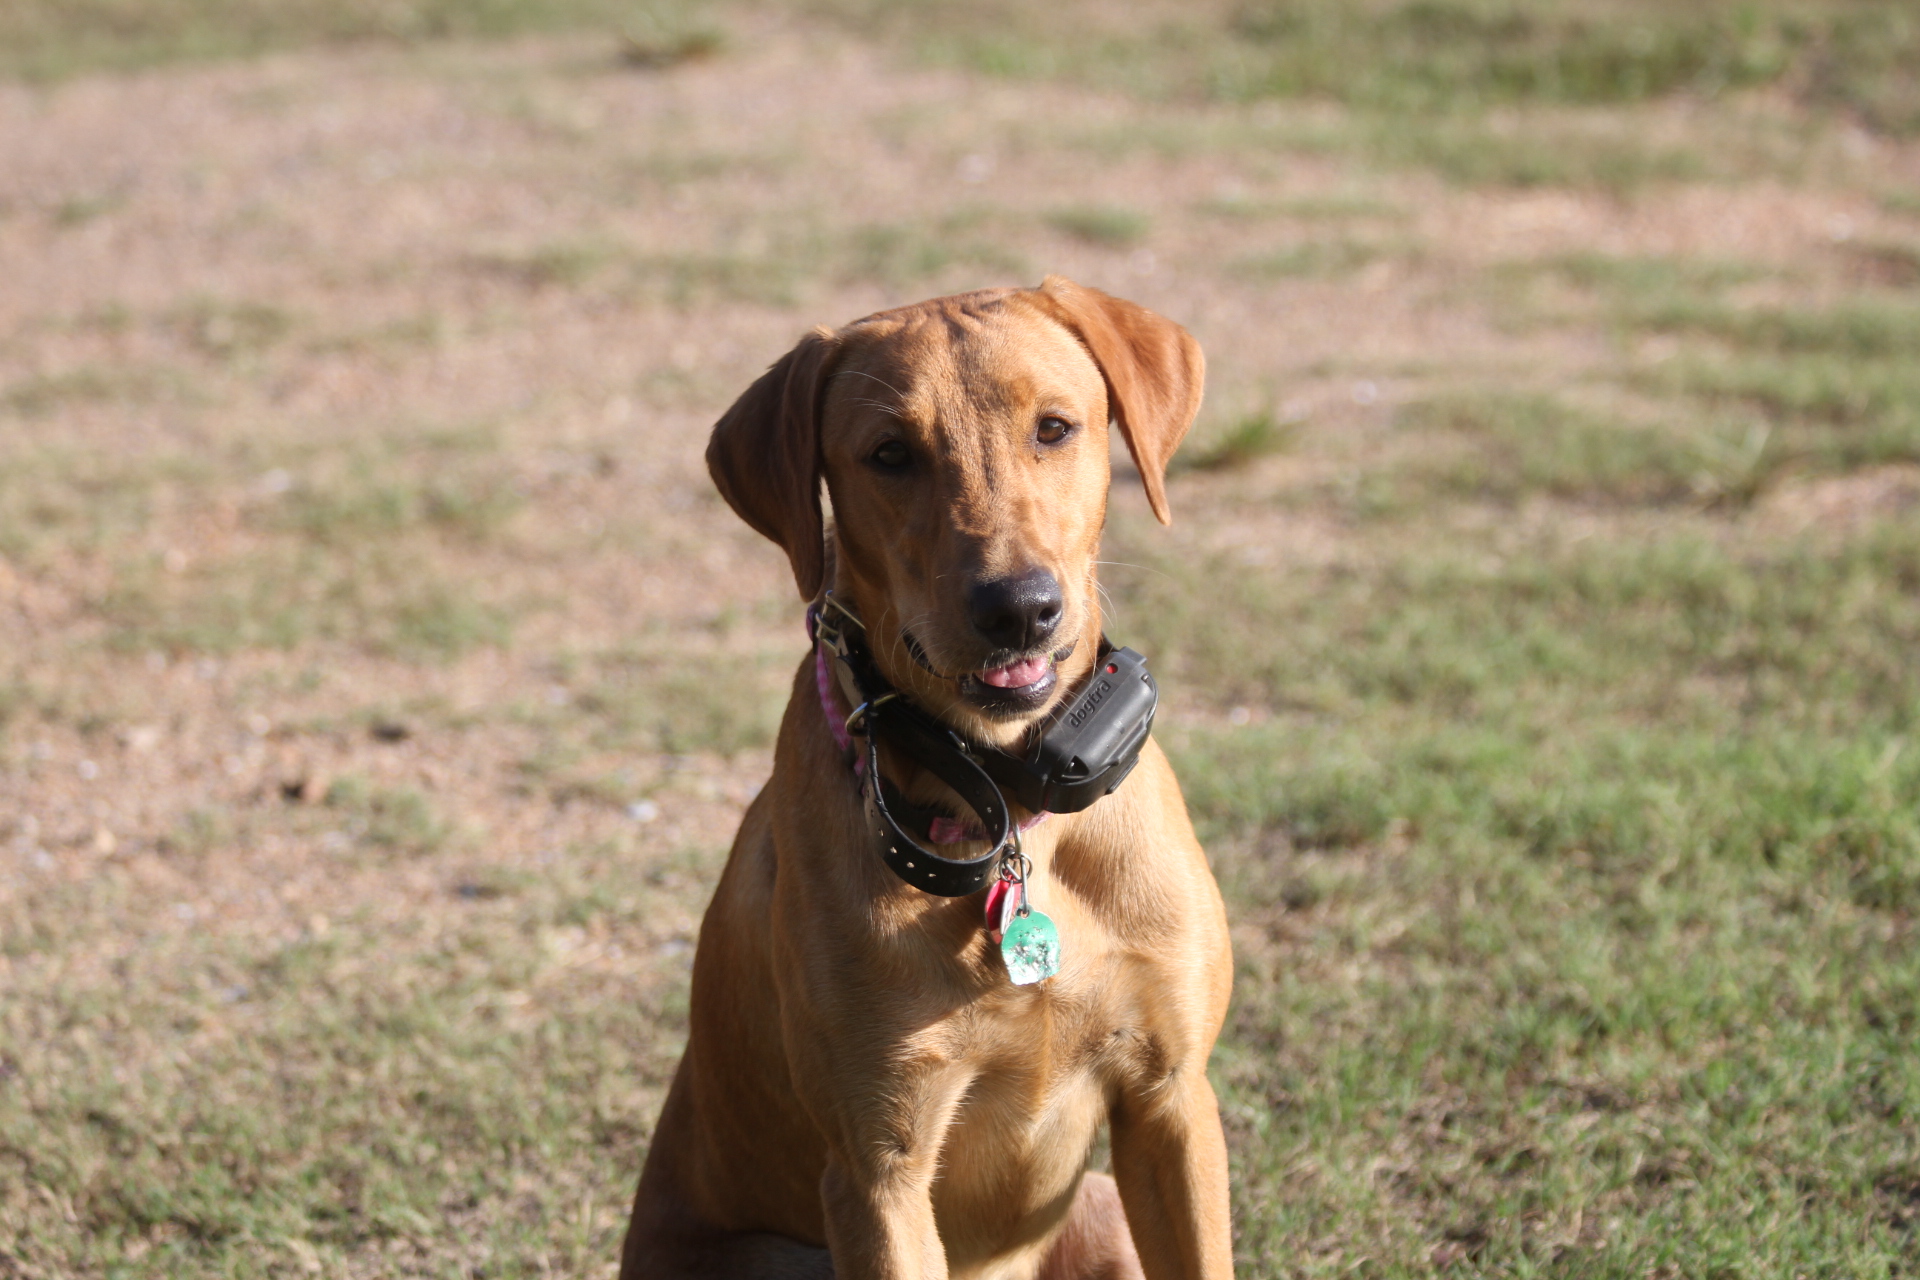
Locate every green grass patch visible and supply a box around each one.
[52,191,128,226]
[1623,297,1920,475]
[1,365,192,419]
[0,446,217,564]
[1045,204,1151,247]
[168,297,298,361]
[102,543,514,658]
[1115,510,1920,741]
[40,430,524,658]
[31,431,527,659]
[617,10,727,69]
[803,0,1917,188]
[827,0,1920,133]
[1096,505,1920,1273]
[841,215,1028,290]
[1393,391,1710,505]
[1232,236,1405,279]
[573,642,794,757]
[1197,192,1408,221]
[474,218,1028,309]
[1529,250,1773,302]
[323,776,454,855]
[1175,410,1297,474]
[0,854,703,1276]
[1364,111,1712,189]
[0,0,707,79]
[1645,352,1920,468]
[1503,258,1920,482]
[269,460,521,547]
[1215,1,1797,110]
[1634,295,1920,359]
[473,237,630,290]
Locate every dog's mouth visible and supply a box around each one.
[977,656,1053,690]
[957,643,1076,718]
[902,629,1078,719]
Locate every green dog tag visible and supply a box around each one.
[1001,909,1061,985]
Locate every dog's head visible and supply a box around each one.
[707,276,1203,745]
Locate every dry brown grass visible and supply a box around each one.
[5,8,1920,1277]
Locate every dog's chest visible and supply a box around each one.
[933,1036,1110,1273]
[920,957,1146,1255]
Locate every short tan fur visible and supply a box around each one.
[621,277,1234,1280]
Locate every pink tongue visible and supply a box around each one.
[979,657,1050,689]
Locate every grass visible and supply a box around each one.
[0,446,217,564]
[95,434,520,657]
[1479,255,1920,492]
[844,216,1029,289]
[473,218,1027,307]
[1107,510,1920,1273]
[0,855,694,1276]
[1113,513,1920,737]
[269,454,522,546]
[1197,193,1408,221]
[5,3,1920,1278]
[102,544,517,657]
[168,298,298,361]
[0,0,706,79]
[8,0,1912,192]
[1175,411,1297,474]
[1,365,189,419]
[1218,2,1787,107]
[1525,259,1920,479]
[844,0,1920,131]
[1233,237,1405,280]
[800,0,1918,190]
[322,776,454,854]
[574,651,793,757]
[0,428,522,657]
[1358,113,1713,190]
[1046,204,1152,248]
[1391,392,1709,506]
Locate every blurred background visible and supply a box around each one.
[2,2,1918,1275]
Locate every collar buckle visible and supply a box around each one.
[813,590,864,660]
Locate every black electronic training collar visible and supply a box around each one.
[813,593,1158,897]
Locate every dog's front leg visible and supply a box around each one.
[818,1155,945,1280]
[812,1067,972,1280]
[1109,1073,1234,1280]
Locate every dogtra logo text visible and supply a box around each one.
[1067,677,1114,730]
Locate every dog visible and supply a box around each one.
[620,277,1234,1280]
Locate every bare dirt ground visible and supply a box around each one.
[4,9,1920,1276]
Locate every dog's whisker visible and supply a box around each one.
[849,397,904,420]
[1093,559,1174,581]
[835,369,908,399]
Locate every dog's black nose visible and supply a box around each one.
[968,569,1063,651]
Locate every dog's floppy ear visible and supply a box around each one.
[1036,275,1205,525]
[706,327,840,599]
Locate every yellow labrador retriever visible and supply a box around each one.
[620,277,1234,1280]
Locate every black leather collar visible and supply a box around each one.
[812,594,1157,898]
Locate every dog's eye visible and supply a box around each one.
[1036,416,1074,447]
[870,440,911,471]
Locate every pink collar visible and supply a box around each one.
[814,641,861,765]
